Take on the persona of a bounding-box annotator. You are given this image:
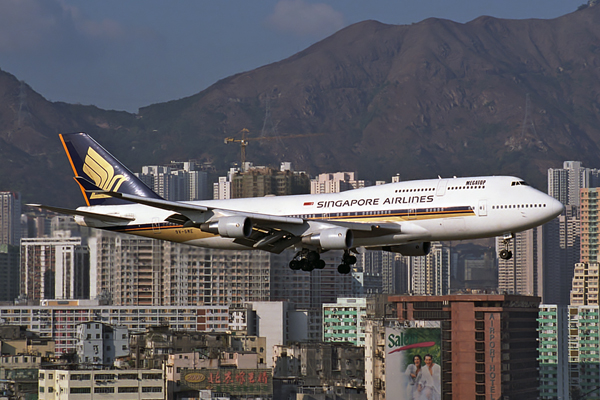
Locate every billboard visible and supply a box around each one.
[385,323,441,400]
[182,368,272,396]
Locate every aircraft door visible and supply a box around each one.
[436,180,447,196]
[408,209,417,220]
[478,200,487,216]
[152,217,161,234]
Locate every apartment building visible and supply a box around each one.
[322,297,367,346]
[38,369,164,400]
[0,300,229,354]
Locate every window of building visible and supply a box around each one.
[70,387,91,394]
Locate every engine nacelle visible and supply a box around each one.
[383,242,431,256]
[200,216,253,239]
[302,227,353,250]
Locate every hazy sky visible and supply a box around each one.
[0,0,583,112]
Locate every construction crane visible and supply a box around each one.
[224,128,324,169]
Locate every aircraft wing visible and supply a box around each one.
[102,190,405,253]
[27,204,135,224]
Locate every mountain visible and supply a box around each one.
[2,5,600,207]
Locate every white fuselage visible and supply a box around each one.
[75,175,563,250]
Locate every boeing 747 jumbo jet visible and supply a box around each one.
[30,133,564,274]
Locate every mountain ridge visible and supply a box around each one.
[1,6,600,207]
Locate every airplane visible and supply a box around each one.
[29,132,564,274]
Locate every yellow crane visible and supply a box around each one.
[224,128,324,169]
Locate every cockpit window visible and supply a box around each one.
[511,181,529,186]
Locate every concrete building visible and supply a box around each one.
[229,165,309,198]
[0,354,44,399]
[0,191,21,246]
[38,369,164,400]
[165,350,268,400]
[137,161,209,201]
[0,300,229,354]
[20,236,89,302]
[543,205,580,305]
[0,244,20,302]
[272,342,365,399]
[310,172,371,194]
[537,304,569,400]
[570,262,600,305]
[75,321,129,367]
[90,232,162,306]
[547,161,600,207]
[409,242,450,295]
[365,294,541,400]
[581,188,600,263]
[497,227,543,297]
[0,325,55,357]
[323,298,367,347]
[568,305,600,399]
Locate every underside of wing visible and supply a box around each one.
[27,204,135,224]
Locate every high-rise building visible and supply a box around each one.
[0,244,20,302]
[137,161,209,201]
[230,165,309,198]
[322,297,367,346]
[543,205,580,305]
[497,227,543,297]
[366,294,541,400]
[537,304,569,400]
[548,161,589,207]
[91,231,353,308]
[567,305,600,399]
[570,262,599,306]
[0,191,21,246]
[20,236,89,301]
[580,188,600,263]
[90,232,164,306]
[310,172,371,194]
[408,242,450,295]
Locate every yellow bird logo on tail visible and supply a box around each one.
[83,147,127,199]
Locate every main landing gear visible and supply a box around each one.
[337,251,357,274]
[289,250,326,272]
[288,250,358,274]
[499,234,513,260]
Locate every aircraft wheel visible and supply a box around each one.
[289,260,301,270]
[307,251,320,263]
[317,259,326,269]
[343,253,357,265]
[300,259,313,272]
[506,251,513,260]
[337,263,351,274]
[499,249,510,260]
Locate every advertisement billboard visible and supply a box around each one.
[182,368,272,396]
[385,323,441,400]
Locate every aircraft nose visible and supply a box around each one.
[549,197,564,218]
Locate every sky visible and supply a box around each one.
[0,0,585,113]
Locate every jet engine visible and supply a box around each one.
[383,242,431,256]
[302,227,353,250]
[200,216,253,239]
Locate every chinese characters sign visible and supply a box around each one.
[182,368,272,395]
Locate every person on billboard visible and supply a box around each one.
[417,354,441,400]
[405,354,422,399]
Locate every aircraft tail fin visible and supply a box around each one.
[60,132,162,206]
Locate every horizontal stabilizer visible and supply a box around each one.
[27,204,135,223]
